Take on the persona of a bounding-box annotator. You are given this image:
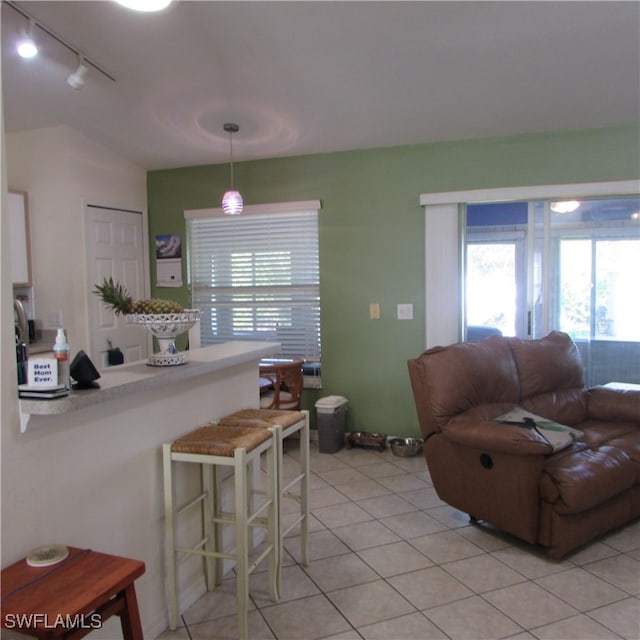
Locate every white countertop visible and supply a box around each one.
[19,341,280,423]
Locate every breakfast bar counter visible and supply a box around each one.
[19,341,279,429]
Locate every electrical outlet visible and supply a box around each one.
[369,303,380,320]
[397,303,413,320]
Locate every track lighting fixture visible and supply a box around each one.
[221,123,243,215]
[67,55,89,90]
[17,19,38,59]
[6,1,115,84]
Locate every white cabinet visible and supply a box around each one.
[8,191,32,286]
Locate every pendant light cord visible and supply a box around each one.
[223,122,239,190]
[228,130,234,189]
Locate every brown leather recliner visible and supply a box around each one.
[408,331,640,558]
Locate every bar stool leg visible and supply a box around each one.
[272,411,310,594]
[246,457,255,555]
[234,448,250,640]
[162,443,179,630]
[274,425,285,595]
[212,465,224,586]
[202,463,215,591]
[300,410,310,567]
[267,428,280,602]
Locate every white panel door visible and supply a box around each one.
[85,205,148,368]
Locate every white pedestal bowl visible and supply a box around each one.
[131,310,201,366]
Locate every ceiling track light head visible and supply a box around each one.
[67,55,89,89]
[17,18,38,59]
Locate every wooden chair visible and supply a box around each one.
[259,359,304,410]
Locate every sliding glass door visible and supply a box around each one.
[464,196,640,385]
[465,201,528,340]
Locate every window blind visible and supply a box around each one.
[186,203,321,359]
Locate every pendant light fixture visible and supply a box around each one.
[221,123,243,215]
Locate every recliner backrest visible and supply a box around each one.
[408,335,520,437]
[508,331,588,425]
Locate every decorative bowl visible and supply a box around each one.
[389,437,423,457]
[130,310,201,366]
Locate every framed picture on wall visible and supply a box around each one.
[155,234,182,287]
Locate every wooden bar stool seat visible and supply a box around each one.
[217,409,310,591]
[163,423,279,640]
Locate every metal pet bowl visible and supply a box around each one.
[389,437,423,457]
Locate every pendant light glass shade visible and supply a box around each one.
[222,190,243,215]
[222,123,242,215]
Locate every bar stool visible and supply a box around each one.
[162,423,279,640]
[217,408,310,591]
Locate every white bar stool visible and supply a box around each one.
[217,409,310,591]
[162,423,279,640]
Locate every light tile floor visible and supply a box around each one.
[157,440,640,640]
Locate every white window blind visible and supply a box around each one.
[185,202,321,359]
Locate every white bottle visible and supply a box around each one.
[53,328,70,389]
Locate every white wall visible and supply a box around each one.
[2,360,261,639]
[1,125,165,635]
[6,125,147,351]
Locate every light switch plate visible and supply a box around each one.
[397,303,413,320]
[369,303,380,320]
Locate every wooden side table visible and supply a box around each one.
[1,546,145,640]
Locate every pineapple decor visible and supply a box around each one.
[93,277,200,367]
[93,277,184,315]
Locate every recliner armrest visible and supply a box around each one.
[442,418,553,455]
[587,386,640,423]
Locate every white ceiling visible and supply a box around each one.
[2,1,639,170]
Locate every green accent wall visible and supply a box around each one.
[147,125,639,437]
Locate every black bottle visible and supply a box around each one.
[16,328,27,385]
